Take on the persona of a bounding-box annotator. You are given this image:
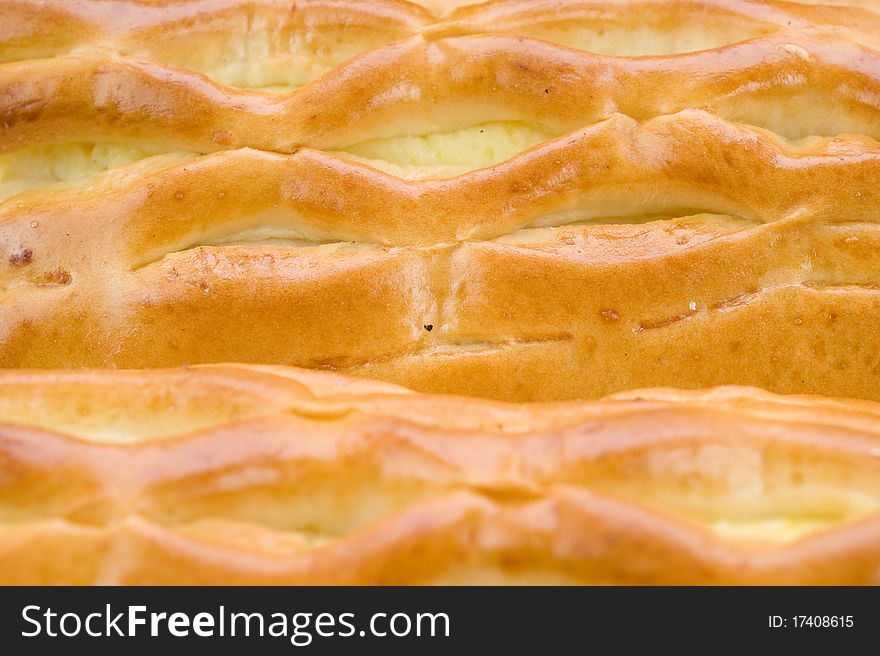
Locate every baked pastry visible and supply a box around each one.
[2,363,880,585]
[2,0,880,404]
[4,0,880,589]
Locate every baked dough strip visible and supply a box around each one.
[1,111,880,402]
[3,0,878,71]
[3,364,880,584]
[3,2,880,401]
[2,31,880,158]
[2,111,876,249]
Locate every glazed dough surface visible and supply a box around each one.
[2,0,880,404]
[4,365,880,584]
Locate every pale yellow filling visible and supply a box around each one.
[138,23,396,91]
[710,518,839,543]
[668,487,880,543]
[0,396,257,444]
[526,23,773,57]
[333,121,557,179]
[412,0,482,17]
[0,121,554,201]
[189,52,326,92]
[0,142,188,203]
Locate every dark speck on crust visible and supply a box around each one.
[9,249,32,266]
[424,324,433,332]
[35,268,72,286]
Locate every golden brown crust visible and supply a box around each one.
[2,364,880,585]
[3,0,879,66]
[3,31,880,153]
[5,0,880,588]
[0,0,431,67]
[2,110,880,400]
[1,0,880,404]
